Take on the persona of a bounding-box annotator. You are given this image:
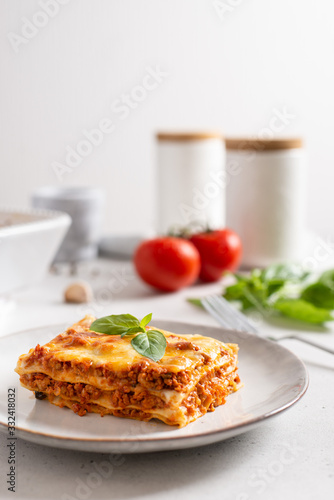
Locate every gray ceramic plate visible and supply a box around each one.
[0,320,308,453]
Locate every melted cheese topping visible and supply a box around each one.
[16,315,237,374]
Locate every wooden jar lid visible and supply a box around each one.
[225,137,303,151]
[157,132,223,142]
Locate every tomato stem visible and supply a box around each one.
[168,221,212,238]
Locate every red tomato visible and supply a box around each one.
[190,229,242,282]
[134,237,200,291]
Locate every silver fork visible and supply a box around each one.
[201,295,334,355]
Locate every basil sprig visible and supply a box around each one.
[90,313,166,362]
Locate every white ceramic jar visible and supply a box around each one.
[156,132,225,234]
[32,186,104,262]
[225,138,307,268]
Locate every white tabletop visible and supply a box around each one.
[1,258,333,500]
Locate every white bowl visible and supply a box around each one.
[0,208,71,294]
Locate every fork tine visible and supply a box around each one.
[203,296,244,331]
[201,297,230,328]
[211,295,258,334]
[203,296,248,332]
[206,296,251,333]
[201,297,237,331]
[202,295,334,356]
[204,295,258,334]
[208,295,254,332]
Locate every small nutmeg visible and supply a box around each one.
[64,282,93,304]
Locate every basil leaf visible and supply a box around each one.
[131,329,167,362]
[234,273,250,283]
[120,326,145,337]
[301,282,334,310]
[90,314,140,335]
[224,281,247,301]
[140,313,152,329]
[261,263,308,284]
[224,282,256,310]
[224,278,268,311]
[273,299,333,324]
[319,269,334,291]
[187,298,203,308]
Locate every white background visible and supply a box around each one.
[1,0,334,237]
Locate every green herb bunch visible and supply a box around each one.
[190,264,334,325]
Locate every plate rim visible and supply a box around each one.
[0,319,309,449]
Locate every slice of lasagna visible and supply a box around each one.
[15,316,241,427]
